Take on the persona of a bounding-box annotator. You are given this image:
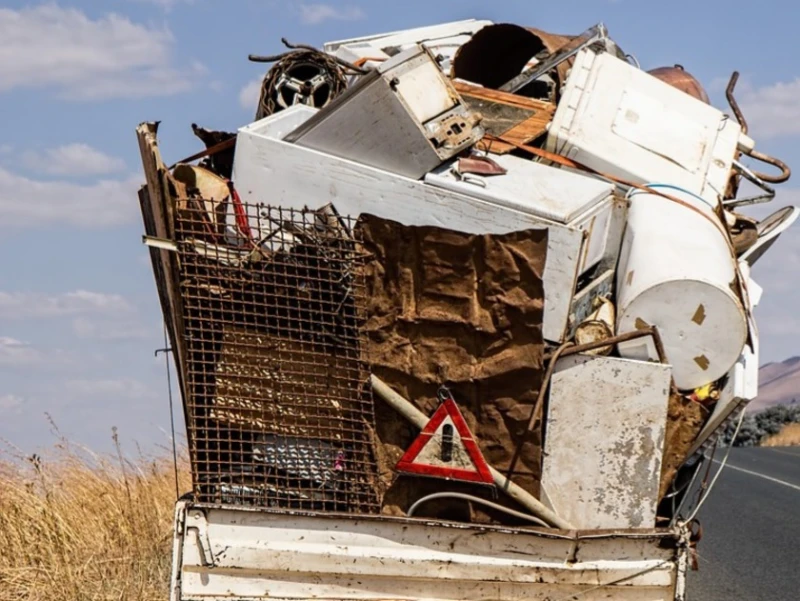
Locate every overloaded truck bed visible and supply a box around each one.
[136,18,795,601]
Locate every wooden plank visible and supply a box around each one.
[454,80,555,155]
[136,123,192,435]
[454,81,554,111]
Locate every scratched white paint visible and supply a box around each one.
[171,502,687,601]
[545,47,746,206]
[233,105,587,343]
[542,355,672,530]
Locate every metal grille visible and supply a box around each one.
[174,199,380,512]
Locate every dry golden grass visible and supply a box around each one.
[762,422,800,447]
[0,428,190,601]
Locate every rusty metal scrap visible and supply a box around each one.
[173,199,380,511]
[648,65,710,104]
[454,80,555,153]
[451,23,577,100]
[457,155,508,176]
[188,123,237,179]
[137,15,796,536]
[726,71,791,184]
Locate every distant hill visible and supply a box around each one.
[748,356,800,412]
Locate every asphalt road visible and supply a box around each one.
[688,446,800,601]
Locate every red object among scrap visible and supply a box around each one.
[396,391,494,485]
[228,182,254,242]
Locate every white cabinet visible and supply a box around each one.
[233,105,621,342]
[546,48,750,205]
[424,153,615,276]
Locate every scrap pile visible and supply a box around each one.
[137,20,796,531]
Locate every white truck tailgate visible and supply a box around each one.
[171,502,689,601]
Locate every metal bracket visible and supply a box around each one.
[185,510,216,568]
[500,23,612,94]
[143,235,178,252]
[722,160,776,208]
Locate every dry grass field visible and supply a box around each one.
[0,427,189,601]
[762,422,800,447]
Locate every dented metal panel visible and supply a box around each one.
[284,45,483,180]
[542,355,672,530]
[171,501,687,601]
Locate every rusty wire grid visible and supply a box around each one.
[173,198,380,512]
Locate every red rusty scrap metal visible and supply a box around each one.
[648,65,710,104]
[457,155,508,176]
[451,23,577,94]
[726,71,791,184]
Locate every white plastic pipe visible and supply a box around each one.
[370,375,575,530]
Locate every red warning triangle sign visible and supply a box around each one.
[396,394,494,485]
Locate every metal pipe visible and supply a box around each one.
[726,71,791,184]
[370,375,575,530]
[724,160,776,208]
[506,342,573,479]
[544,326,668,365]
[249,38,369,74]
[726,71,747,135]
[407,492,550,527]
[742,148,792,184]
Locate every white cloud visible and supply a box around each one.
[299,3,365,24]
[133,0,196,11]
[72,317,151,342]
[0,393,23,413]
[0,166,139,228]
[239,77,262,111]
[0,5,202,100]
[737,77,800,139]
[0,337,43,366]
[0,291,135,319]
[64,378,157,402]
[22,144,126,176]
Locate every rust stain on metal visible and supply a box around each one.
[693,355,710,371]
[457,155,508,176]
[648,65,710,104]
[451,24,577,94]
[455,80,556,155]
[431,113,481,149]
[691,304,706,326]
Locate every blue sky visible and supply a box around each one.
[1,0,799,454]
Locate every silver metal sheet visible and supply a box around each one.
[542,355,672,529]
[285,45,483,179]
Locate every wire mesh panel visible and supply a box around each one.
[174,197,380,513]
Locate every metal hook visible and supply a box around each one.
[437,385,453,404]
[726,71,791,184]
